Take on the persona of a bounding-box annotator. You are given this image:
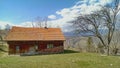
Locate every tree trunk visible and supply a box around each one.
[107,46,110,55]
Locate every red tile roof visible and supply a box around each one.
[5,26,65,41]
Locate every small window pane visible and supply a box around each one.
[35,45,38,50]
[16,46,20,51]
[47,44,53,48]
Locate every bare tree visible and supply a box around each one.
[44,17,48,28]
[32,16,48,28]
[0,35,3,47]
[110,30,120,55]
[34,16,43,27]
[86,37,95,52]
[0,27,4,52]
[5,24,11,31]
[70,0,120,55]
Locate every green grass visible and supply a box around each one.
[0,52,120,68]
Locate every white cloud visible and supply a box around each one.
[89,0,97,4]
[19,21,34,27]
[48,8,79,31]
[46,0,113,32]
[48,15,56,19]
[99,0,113,5]
[0,20,35,29]
[0,20,14,29]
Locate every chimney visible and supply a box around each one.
[44,26,48,29]
[44,17,48,29]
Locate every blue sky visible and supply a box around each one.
[0,0,115,31]
[0,0,79,24]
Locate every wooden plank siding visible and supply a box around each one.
[7,41,64,55]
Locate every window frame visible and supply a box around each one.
[35,45,38,50]
[16,46,20,52]
[47,44,54,49]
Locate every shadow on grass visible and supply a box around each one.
[63,50,79,54]
[0,48,8,52]
[20,50,79,56]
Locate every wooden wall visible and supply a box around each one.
[7,41,64,54]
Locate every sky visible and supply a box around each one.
[0,0,116,32]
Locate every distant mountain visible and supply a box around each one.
[63,29,112,37]
[63,31,94,37]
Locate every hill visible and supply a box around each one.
[0,52,120,68]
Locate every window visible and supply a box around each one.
[16,46,20,51]
[35,45,38,50]
[47,44,53,48]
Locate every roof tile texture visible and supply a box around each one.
[5,26,65,41]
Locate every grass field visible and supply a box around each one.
[0,51,120,68]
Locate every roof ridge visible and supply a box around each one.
[12,26,60,29]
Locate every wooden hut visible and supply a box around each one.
[5,26,65,55]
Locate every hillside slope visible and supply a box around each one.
[0,53,120,68]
